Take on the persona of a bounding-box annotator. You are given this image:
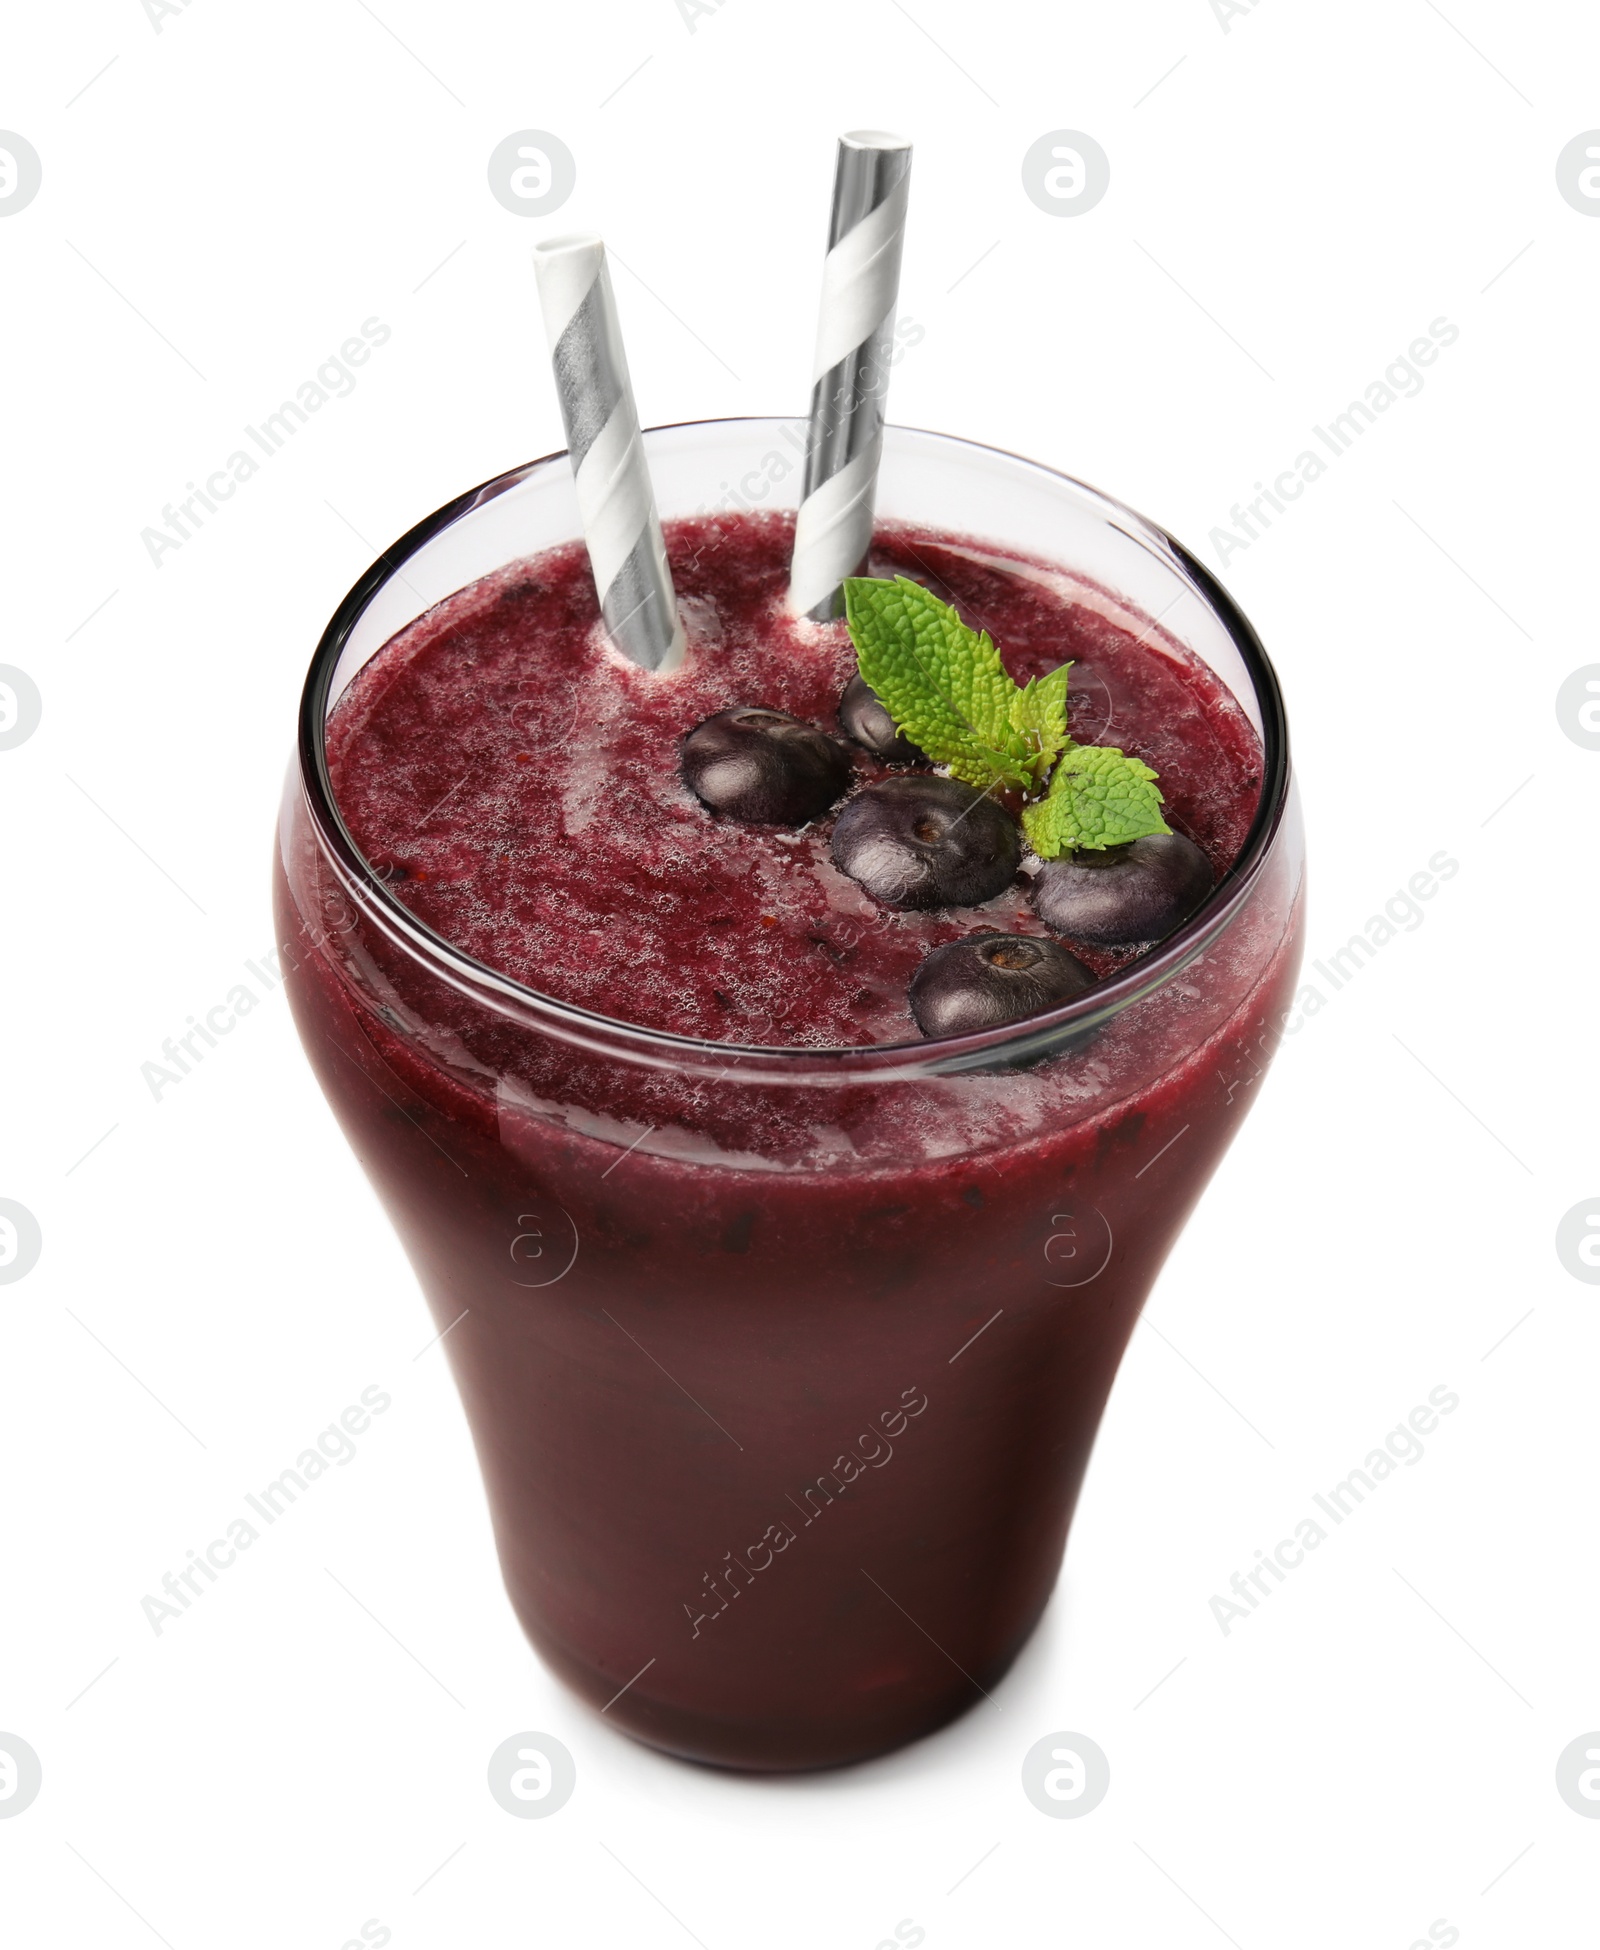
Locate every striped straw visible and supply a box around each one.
[788,131,913,622]
[533,234,685,672]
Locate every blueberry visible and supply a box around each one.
[1030,833,1214,945]
[830,775,1021,910]
[909,933,1094,1038]
[681,707,852,825]
[839,673,923,762]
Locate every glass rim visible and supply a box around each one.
[295,418,1292,1084]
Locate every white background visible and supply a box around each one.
[2,1,1596,1945]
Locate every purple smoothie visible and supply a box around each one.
[277,501,1301,1768]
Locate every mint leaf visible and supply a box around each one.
[1021,744,1170,857]
[1008,663,1072,776]
[843,577,1034,790]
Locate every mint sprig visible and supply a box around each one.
[842,575,1171,857]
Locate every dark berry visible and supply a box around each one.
[909,932,1094,1038]
[838,673,923,762]
[1030,833,1214,945]
[681,707,852,825]
[830,775,1020,910]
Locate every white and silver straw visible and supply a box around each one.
[788,131,913,622]
[533,234,685,672]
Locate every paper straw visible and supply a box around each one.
[788,132,913,622]
[533,234,685,673]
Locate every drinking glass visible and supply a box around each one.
[275,420,1304,1770]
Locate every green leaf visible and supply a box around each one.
[1008,662,1072,779]
[843,576,1034,790]
[1021,743,1171,858]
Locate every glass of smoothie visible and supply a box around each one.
[275,418,1303,1771]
